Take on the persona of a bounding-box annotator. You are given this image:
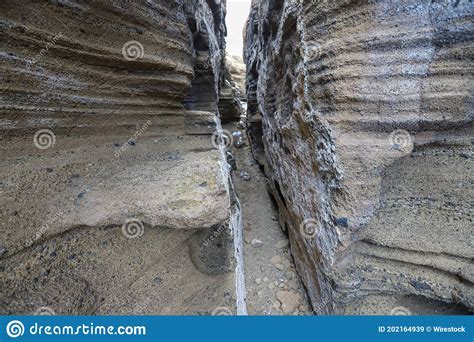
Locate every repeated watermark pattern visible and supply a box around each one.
[26,209,66,247]
[390,306,412,316]
[26,32,63,70]
[34,307,56,316]
[211,306,233,316]
[389,129,413,151]
[299,218,318,239]
[122,219,145,239]
[122,40,144,61]
[307,42,322,61]
[211,129,233,149]
[33,129,56,150]
[114,120,152,158]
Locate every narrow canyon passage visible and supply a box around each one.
[0,0,472,317]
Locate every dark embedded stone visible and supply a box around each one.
[153,276,162,284]
[335,217,349,228]
[113,143,120,147]
[46,168,54,172]
[49,251,57,257]
[68,254,76,260]
[410,280,431,291]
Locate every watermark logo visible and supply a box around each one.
[307,42,322,61]
[6,320,25,338]
[211,129,233,149]
[33,129,56,150]
[389,129,413,151]
[34,306,56,316]
[299,218,318,239]
[122,219,145,239]
[122,41,144,61]
[212,306,233,316]
[390,306,412,315]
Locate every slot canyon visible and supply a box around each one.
[0,0,472,316]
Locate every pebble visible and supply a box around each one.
[239,171,251,181]
[410,280,431,291]
[276,291,300,314]
[68,254,76,260]
[257,291,263,298]
[232,131,243,139]
[263,277,268,282]
[234,139,246,148]
[268,283,275,290]
[251,239,263,248]
[49,251,57,258]
[153,277,162,284]
[335,217,349,228]
[255,278,262,285]
[270,255,282,264]
[275,263,285,271]
[0,245,6,256]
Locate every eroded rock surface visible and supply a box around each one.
[1,0,240,314]
[245,0,473,314]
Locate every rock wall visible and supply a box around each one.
[245,0,473,314]
[0,0,241,314]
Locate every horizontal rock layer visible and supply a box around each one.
[245,0,473,314]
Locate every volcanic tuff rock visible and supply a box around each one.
[0,0,240,314]
[245,0,473,314]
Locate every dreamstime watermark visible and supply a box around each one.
[307,42,322,61]
[26,209,65,246]
[212,306,233,316]
[122,41,144,61]
[390,306,412,315]
[122,219,145,239]
[389,129,413,152]
[6,320,24,338]
[211,129,233,149]
[299,218,318,239]
[202,225,227,248]
[33,129,56,150]
[6,320,146,338]
[34,307,56,316]
[26,32,63,70]
[114,120,152,157]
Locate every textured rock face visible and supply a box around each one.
[245,0,473,314]
[1,0,241,314]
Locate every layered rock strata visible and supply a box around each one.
[245,0,473,314]
[0,0,241,314]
